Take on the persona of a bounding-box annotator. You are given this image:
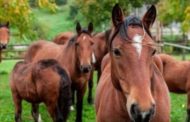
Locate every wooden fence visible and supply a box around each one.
[1,42,190,61]
[1,44,29,61]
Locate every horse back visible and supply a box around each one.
[25,40,65,63]
[53,32,74,45]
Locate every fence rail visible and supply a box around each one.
[1,42,190,61]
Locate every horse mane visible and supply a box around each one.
[67,29,92,47]
[109,16,152,49]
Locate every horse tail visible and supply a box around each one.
[31,59,71,121]
[25,41,45,62]
[54,64,72,122]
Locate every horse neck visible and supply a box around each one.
[59,44,78,77]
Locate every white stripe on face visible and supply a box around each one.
[132,34,143,58]
[83,36,86,40]
[92,52,96,64]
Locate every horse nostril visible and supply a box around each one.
[2,44,6,49]
[130,103,155,122]
[130,103,140,120]
[80,65,92,73]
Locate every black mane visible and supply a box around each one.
[109,16,152,49]
[67,29,92,47]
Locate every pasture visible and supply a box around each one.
[1,2,190,122]
[0,58,188,122]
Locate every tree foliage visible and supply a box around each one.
[158,0,190,32]
[72,0,159,31]
[0,0,57,39]
[182,6,190,32]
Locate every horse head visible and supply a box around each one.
[72,22,94,74]
[109,4,157,122]
[0,22,9,49]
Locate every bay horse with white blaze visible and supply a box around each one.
[51,28,111,104]
[159,53,190,122]
[95,4,170,122]
[0,22,9,62]
[24,22,94,122]
[10,59,71,122]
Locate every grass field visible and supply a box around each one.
[0,56,188,122]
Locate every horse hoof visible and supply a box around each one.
[70,106,75,111]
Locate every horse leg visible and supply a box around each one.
[76,86,86,122]
[186,92,190,122]
[87,72,93,104]
[31,103,40,122]
[97,68,101,84]
[70,87,75,111]
[12,94,22,122]
[47,104,57,122]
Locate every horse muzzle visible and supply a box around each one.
[130,103,155,122]
[80,65,92,73]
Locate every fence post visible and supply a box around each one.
[182,33,187,60]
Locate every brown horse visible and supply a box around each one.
[10,59,71,122]
[53,32,74,45]
[0,22,10,62]
[0,22,9,49]
[24,22,94,122]
[159,53,190,122]
[87,29,111,104]
[95,4,170,122]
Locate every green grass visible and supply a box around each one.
[0,59,188,122]
[32,5,75,41]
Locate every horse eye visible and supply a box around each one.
[113,48,121,57]
[152,49,156,56]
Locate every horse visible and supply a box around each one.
[159,53,190,122]
[52,29,111,104]
[53,32,74,45]
[10,59,71,122]
[0,22,9,62]
[95,4,170,122]
[24,22,94,122]
[87,29,111,104]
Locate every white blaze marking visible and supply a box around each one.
[83,36,86,40]
[132,34,143,58]
[38,114,42,122]
[92,52,96,64]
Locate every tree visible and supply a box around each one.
[0,0,57,39]
[157,0,190,32]
[182,6,190,32]
[71,0,159,31]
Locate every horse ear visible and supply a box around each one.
[142,5,156,30]
[88,22,93,34]
[112,4,124,28]
[76,22,82,34]
[5,22,9,27]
